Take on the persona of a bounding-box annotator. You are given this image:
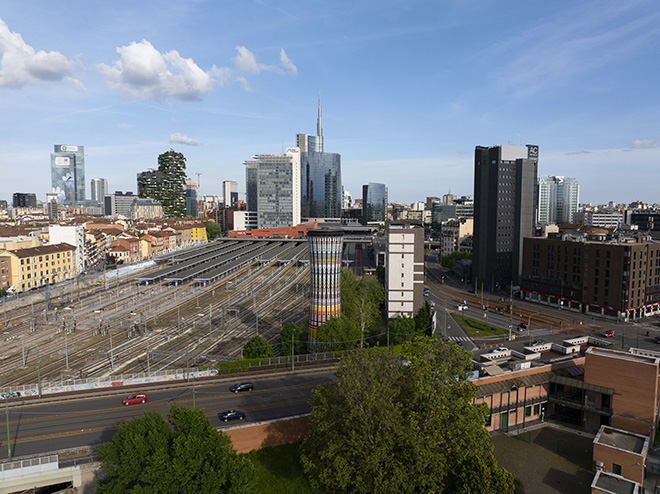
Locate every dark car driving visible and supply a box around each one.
[219,410,246,422]
[229,382,254,393]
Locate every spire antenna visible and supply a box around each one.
[317,92,322,137]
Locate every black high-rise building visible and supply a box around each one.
[473,145,538,291]
[12,193,37,208]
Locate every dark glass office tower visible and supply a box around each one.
[473,144,538,291]
[362,182,387,224]
[300,151,341,218]
[50,145,85,204]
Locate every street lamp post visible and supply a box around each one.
[5,398,11,461]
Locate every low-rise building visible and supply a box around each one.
[0,243,76,292]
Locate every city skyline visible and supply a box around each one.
[0,1,659,205]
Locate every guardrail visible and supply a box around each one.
[0,455,58,480]
[0,351,345,400]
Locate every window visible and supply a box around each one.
[533,404,540,415]
[525,406,531,417]
[612,463,622,475]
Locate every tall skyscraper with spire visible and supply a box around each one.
[299,94,342,219]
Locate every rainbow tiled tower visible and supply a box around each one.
[307,228,344,348]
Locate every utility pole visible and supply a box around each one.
[21,335,25,368]
[37,349,41,399]
[109,331,114,371]
[291,329,295,372]
[5,398,11,461]
[209,304,212,338]
[146,336,151,377]
[186,345,190,383]
[65,330,69,369]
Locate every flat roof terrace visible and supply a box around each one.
[595,426,648,456]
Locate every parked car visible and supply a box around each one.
[457,304,468,311]
[229,382,254,393]
[654,336,660,344]
[602,330,615,338]
[493,347,509,353]
[122,393,147,406]
[220,410,246,422]
[530,339,545,346]
[519,322,528,330]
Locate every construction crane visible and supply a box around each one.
[194,172,203,189]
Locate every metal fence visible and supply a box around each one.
[0,455,58,480]
[0,351,346,398]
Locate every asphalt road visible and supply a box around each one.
[0,370,336,461]
[424,249,660,355]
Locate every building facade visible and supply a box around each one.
[223,180,238,209]
[244,163,258,212]
[48,224,86,273]
[12,193,37,208]
[307,229,344,347]
[520,233,660,319]
[0,243,76,292]
[386,221,425,319]
[301,151,341,219]
[186,179,198,217]
[104,192,137,219]
[254,148,301,229]
[473,144,538,290]
[538,176,580,224]
[362,182,387,224]
[576,207,625,229]
[50,145,85,205]
[90,178,108,202]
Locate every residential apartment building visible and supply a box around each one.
[48,224,86,273]
[385,221,424,319]
[0,243,76,292]
[440,218,474,258]
[520,233,660,319]
[538,176,580,224]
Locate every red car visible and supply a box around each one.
[602,330,615,338]
[122,393,147,406]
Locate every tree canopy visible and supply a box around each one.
[96,405,254,493]
[277,322,307,356]
[243,336,275,359]
[299,338,514,494]
[203,220,223,241]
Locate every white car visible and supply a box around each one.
[493,347,509,353]
[457,304,468,311]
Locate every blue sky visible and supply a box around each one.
[0,0,659,206]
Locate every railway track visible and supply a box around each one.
[0,244,311,388]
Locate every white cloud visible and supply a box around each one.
[630,139,660,149]
[169,132,200,146]
[279,49,297,75]
[233,46,261,74]
[98,40,228,101]
[233,45,297,75]
[235,76,252,92]
[0,17,81,88]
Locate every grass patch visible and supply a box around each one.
[452,313,509,337]
[244,443,321,494]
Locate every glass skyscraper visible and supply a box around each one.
[90,178,108,202]
[362,182,387,224]
[301,151,341,218]
[51,145,85,204]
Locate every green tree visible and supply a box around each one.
[339,269,384,347]
[203,220,223,241]
[387,314,419,344]
[277,322,306,356]
[314,315,360,351]
[299,338,513,494]
[441,251,472,270]
[243,336,275,359]
[414,302,433,336]
[96,405,254,493]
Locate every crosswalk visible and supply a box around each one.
[447,335,471,342]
